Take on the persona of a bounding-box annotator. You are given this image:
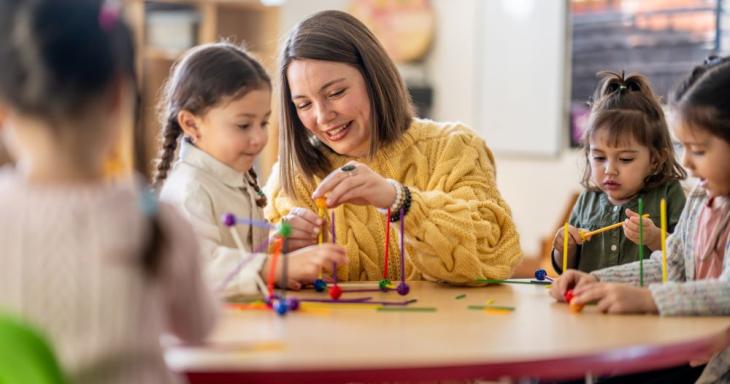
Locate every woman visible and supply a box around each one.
[265,10,521,284]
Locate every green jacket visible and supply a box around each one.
[554,180,686,273]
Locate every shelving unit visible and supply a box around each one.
[123,0,281,180]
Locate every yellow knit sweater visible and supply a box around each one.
[265,119,522,284]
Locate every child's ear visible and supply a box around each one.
[650,149,664,174]
[177,110,201,141]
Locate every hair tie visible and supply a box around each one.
[704,55,724,67]
[139,186,159,216]
[99,3,120,32]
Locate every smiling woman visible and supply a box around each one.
[265,10,523,285]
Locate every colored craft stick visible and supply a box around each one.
[298,297,373,304]
[216,228,270,292]
[468,305,515,311]
[639,198,644,287]
[281,235,288,300]
[315,197,327,286]
[377,307,436,312]
[580,214,650,240]
[477,279,547,285]
[660,198,668,283]
[331,211,337,283]
[400,206,405,283]
[563,222,568,273]
[339,288,392,293]
[267,238,283,297]
[384,208,391,279]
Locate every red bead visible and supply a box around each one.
[329,285,343,300]
[564,289,574,303]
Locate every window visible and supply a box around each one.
[569,0,726,146]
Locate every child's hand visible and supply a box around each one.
[278,207,322,251]
[552,225,584,251]
[549,270,597,302]
[572,282,658,314]
[690,327,730,366]
[623,209,661,251]
[274,243,348,289]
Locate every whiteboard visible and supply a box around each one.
[476,0,568,156]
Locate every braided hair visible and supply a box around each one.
[153,42,271,209]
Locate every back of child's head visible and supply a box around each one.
[153,42,270,206]
[670,55,730,144]
[0,0,135,126]
[581,71,686,190]
[0,0,166,277]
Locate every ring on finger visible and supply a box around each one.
[340,164,358,176]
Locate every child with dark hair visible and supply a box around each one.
[156,42,346,297]
[553,71,687,273]
[0,0,216,382]
[552,56,730,384]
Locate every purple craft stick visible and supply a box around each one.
[298,296,373,303]
[400,206,405,283]
[215,234,271,292]
[297,297,417,306]
[331,211,337,283]
[339,288,392,293]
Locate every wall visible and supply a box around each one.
[427,0,581,258]
[278,0,583,258]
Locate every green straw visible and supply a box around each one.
[639,197,644,287]
[468,305,515,311]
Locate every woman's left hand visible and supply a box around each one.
[572,282,659,314]
[311,161,397,209]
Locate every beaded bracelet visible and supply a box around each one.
[385,179,403,212]
[389,185,411,222]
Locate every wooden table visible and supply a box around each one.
[165,281,730,383]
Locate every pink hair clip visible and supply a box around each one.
[99,3,120,31]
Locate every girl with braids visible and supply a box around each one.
[551,57,730,383]
[552,71,687,273]
[0,0,216,383]
[156,42,346,297]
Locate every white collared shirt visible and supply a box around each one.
[160,139,268,298]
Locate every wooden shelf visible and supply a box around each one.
[124,0,281,180]
[143,47,183,61]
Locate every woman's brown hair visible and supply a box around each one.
[153,42,270,207]
[580,71,686,190]
[278,10,414,198]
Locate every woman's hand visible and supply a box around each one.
[275,207,322,251]
[311,161,397,209]
[624,209,662,251]
[572,282,659,314]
